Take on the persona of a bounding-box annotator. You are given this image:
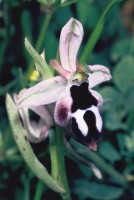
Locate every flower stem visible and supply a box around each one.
[24,12,53,86]
[49,127,71,200]
[49,129,60,180]
[56,126,71,200]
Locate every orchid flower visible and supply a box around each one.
[17,18,112,151]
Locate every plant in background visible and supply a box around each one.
[2,0,134,199]
[6,18,111,200]
[17,18,112,150]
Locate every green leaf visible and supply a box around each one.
[117,133,127,156]
[124,87,134,112]
[6,94,64,193]
[80,0,119,62]
[21,10,32,42]
[37,0,61,7]
[100,86,126,117]
[80,14,104,62]
[25,38,53,80]
[126,108,134,131]
[37,0,49,6]
[113,56,134,93]
[110,38,134,62]
[78,163,92,178]
[104,111,127,131]
[100,86,127,130]
[76,1,100,29]
[74,180,124,200]
[44,30,58,60]
[99,141,121,162]
[125,131,134,153]
[71,139,127,186]
[0,130,4,151]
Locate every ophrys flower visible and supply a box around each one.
[17,18,112,150]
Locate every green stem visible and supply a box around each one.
[56,126,71,200]
[49,127,71,200]
[24,12,53,86]
[49,129,59,180]
[80,0,120,63]
[33,180,46,200]
[36,13,52,52]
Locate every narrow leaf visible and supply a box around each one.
[80,0,119,62]
[74,180,123,200]
[71,139,127,187]
[6,94,64,193]
[25,38,53,80]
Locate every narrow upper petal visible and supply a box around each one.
[88,65,112,88]
[17,76,66,108]
[59,18,83,73]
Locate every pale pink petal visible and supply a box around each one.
[31,119,49,142]
[17,76,66,108]
[54,86,72,126]
[59,18,83,73]
[88,65,112,88]
[14,93,50,143]
[30,105,54,127]
[50,59,71,80]
[19,107,49,143]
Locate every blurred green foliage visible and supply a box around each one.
[1,0,134,199]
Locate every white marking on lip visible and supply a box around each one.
[89,106,103,132]
[71,106,103,136]
[71,109,88,136]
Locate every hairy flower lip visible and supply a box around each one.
[16,18,112,148]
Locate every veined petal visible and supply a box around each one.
[17,76,66,108]
[88,65,112,88]
[50,59,70,79]
[54,86,72,126]
[59,18,83,73]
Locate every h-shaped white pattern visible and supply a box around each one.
[71,106,103,137]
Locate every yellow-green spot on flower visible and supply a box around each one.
[74,71,88,82]
[30,70,40,81]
